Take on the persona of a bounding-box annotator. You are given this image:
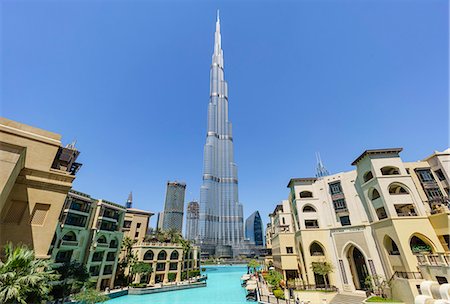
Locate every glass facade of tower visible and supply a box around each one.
[162,181,186,233]
[185,201,199,241]
[245,211,264,246]
[198,14,244,255]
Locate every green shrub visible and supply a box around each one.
[168,273,177,282]
[129,283,147,288]
[366,296,402,303]
[273,289,285,299]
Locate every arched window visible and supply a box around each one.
[97,235,107,244]
[300,191,313,198]
[189,252,193,259]
[157,250,167,260]
[309,242,325,256]
[144,250,154,260]
[381,166,400,176]
[389,183,409,195]
[62,231,76,241]
[370,189,381,201]
[363,171,374,183]
[410,235,433,254]
[170,251,179,260]
[384,236,400,255]
[303,205,316,213]
[109,238,119,248]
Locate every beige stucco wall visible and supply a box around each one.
[0,117,76,259]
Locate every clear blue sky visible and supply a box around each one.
[1,0,448,229]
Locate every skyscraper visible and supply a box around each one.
[198,12,244,256]
[245,211,264,247]
[161,181,186,233]
[185,201,199,242]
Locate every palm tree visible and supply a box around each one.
[0,243,59,304]
[166,228,182,243]
[179,239,191,280]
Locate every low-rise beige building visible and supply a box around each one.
[130,242,200,285]
[266,148,450,303]
[0,117,81,258]
[268,201,299,281]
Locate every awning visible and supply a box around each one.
[245,284,257,291]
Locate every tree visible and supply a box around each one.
[118,236,137,285]
[266,270,283,289]
[73,289,108,304]
[131,262,153,284]
[365,275,391,298]
[311,261,333,288]
[51,261,90,301]
[0,243,59,304]
[248,259,260,273]
[166,228,182,243]
[179,238,192,280]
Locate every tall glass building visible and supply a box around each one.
[245,211,264,246]
[185,201,199,241]
[198,13,244,255]
[162,181,186,233]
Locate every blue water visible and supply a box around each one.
[106,265,249,304]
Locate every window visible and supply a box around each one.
[55,250,73,263]
[443,235,450,251]
[394,204,417,217]
[123,220,132,228]
[426,188,443,200]
[329,182,342,195]
[62,232,77,241]
[381,166,400,176]
[389,183,409,195]
[435,169,446,181]
[282,217,285,225]
[110,239,119,248]
[305,220,319,229]
[65,214,87,227]
[370,189,381,201]
[376,207,388,220]
[31,203,50,226]
[92,251,104,262]
[90,265,100,276]
[340,216,351,226]
[303,206,316,212]
[157,250,167,260]
[363,171,373,183]
[299,191,313,198]
[106,252,116,261]
[286,247,293,254]
[170,251,179,260]
[97,235,107,244]
[310,242,325,256]
[103,265,113,275]
[137,223,141,228]
[135,232,139,238]
[169,262,178,270]
[156,263,166,271]
[144,250,154,260]
[416,169,435,182]
[333,199,348,212]
[436,276,448,284]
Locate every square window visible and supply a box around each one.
[286,247,293,254]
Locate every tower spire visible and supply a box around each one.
[315,152,330,178]
[126,191,133,208]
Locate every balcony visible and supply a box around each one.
[416,253,450,266]
[96,242,109,248]
[61,240,79,247]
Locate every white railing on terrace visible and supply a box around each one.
[416,253,450,266]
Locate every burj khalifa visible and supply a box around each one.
[198,12,244,256]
